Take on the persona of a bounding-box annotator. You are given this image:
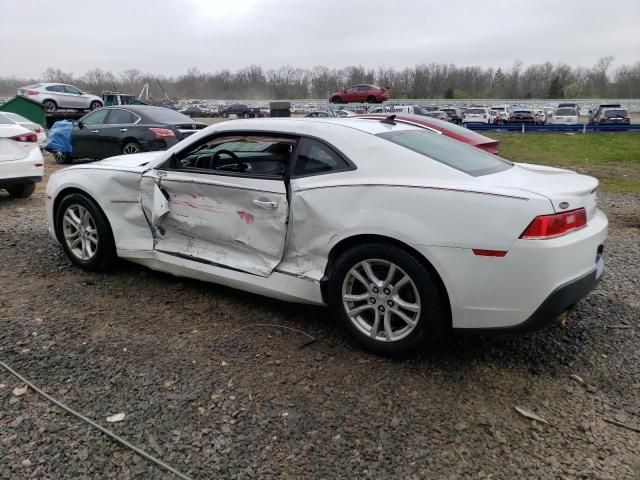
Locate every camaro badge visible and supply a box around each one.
[559,202,570,210]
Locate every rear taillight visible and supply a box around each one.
[149,127,176,139]
[10,132,37,143]
[520,208,587,239]
[26,90,39,96]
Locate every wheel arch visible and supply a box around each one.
[52,187,115,245]
[320,233,452,325]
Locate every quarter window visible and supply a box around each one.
[64,86,82,95]
[292,138,351,177]
[106,109,137,124]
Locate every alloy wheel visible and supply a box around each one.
[342,259,421,342]
[62,204,99,261]
[123,143,140,154]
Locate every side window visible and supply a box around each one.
[171,134,296,178]
[358,86,370,92]
[346,87,357,93]
[81,109,109,125]
[292,138,351,177]
[64,86,82,95]
[46,85,64,93]
[106,109,136,124]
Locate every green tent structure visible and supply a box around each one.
[0,96,47,128]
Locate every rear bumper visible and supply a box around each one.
[0,148,44,186]
[0,175,42,188]
[413,209,608,330]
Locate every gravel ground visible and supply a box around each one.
[1,155,639,479]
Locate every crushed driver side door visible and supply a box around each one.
[140,169,289,277]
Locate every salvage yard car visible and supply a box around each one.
[0,118,44,198]
[52,105,206,163]
[550,108,580,125]
[0,111,47,147]
[46,118,607,355]
[329,84,390,104]
[18,83,103,112]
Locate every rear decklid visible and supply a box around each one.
[476,163,599,218]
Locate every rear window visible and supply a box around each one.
[513,111,532,114]
[145,108,194,124]
[378,129,511,177]
[466,109,485,114]
[555,109,576,116]
[604,109,627,116]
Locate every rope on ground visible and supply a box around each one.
[0,359,193,480]
[225,323,316,341]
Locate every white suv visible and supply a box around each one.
[18,83,103,112]
[462,107,492,125]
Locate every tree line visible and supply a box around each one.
[1,57,638,100]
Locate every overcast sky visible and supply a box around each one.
[1,0,638,78]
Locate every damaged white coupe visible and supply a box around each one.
[46,117,607,354]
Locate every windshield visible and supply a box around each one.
[377,129,511,177]
[145,108,196,124]
[555,109,576,116]
[604,109,627,116]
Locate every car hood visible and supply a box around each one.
[477,163,598,217]
[95,151,163,168]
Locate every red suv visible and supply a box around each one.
[329,84,389,104]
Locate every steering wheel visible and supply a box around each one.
[213,149,239,164]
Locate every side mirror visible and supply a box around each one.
[75,121,83,129]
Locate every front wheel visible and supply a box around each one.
[56,193,116,271]
[53,150,72,164]
[328,244,447,355]
[90,101,102,110]
[6,183,36,198]
[331,96,342,104]
[243,112,251,119]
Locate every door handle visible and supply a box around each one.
[252,198,278,209]
[120,128,128,132]
[90,130,99,133]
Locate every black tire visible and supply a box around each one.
[122,141,142,155]
[367,96,376,103]
[331,96,342,104]
[55,193,116,271]
[328,243,446,356]
[6,183,36,198]
[53,150,72,164]
[90,101,102,110]
[243,112,251,119]
[42,100,57,112]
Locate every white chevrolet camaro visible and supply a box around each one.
[46,117,607,355]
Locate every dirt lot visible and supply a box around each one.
[1,155,639,479]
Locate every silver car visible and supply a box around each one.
[17,83,103,112]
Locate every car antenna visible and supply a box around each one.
[380,114,396,125]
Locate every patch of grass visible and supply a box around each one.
[490,132,640,194]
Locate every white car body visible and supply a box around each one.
[551,108,580,125]
[17,83,103,111]
[462,107,492,124]
[0,111,47,147]
[0,122,44,195]
[490,105,510,122]
[46,118,606,351]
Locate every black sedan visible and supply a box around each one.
[508,110,537,125]
[53,105,206,163]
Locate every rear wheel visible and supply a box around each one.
[331,96,342,104]
[328,243,446,355]
[6,183,36,198]
[56,193,116,271]
[53,150,72,164]
[367,96,376,103]
[243,112,251,119]
[122,141,142,155]
[42,100,57,112]
[90,101,102,110]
